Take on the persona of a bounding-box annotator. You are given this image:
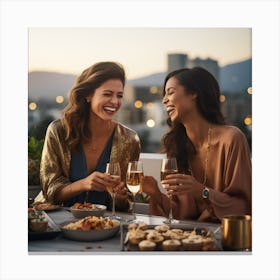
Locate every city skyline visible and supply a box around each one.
[29,28,251,79]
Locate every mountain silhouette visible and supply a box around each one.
[127,59,252,92]
[28,71,76,100]
[127,72,166,87]
[219,59,252,93]
[28,58,252,100]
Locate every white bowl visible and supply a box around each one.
[70,204,107,219]
[60,219,120,242]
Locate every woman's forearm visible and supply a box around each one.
[53,179,87,204]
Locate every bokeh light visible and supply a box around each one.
[247,87,252,94]
[244,116,252,126]
[134,100,143,108]
[150,86,158,94]
[219,95,226,103]
[146,119,155,127]
[146,102,154,109]
[56,95,64,103]
[29,102,37,110]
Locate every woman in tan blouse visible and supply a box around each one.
[142,67,251,222]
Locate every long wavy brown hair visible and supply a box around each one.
[63,61,125,151]
[161,67,226,173]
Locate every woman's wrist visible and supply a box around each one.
[68,183,73,195]
[81,177,90,192]
[191,183,205,203]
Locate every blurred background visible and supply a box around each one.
[28,28,252,185]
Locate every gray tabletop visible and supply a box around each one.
[28,209,222,254]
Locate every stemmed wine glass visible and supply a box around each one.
[161,158,179,224]
[106,162,121,220]
[126,161,144,221]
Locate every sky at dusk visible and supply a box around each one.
[29,28,251,79]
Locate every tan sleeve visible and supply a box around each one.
[150,192,200,220]
[203,129,252,220]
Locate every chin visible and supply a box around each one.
[170,114,178,123]
[95,111,115,120]
[102,116,114,121]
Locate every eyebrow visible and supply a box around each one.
[103,90,123,94]
[166,87,176,93]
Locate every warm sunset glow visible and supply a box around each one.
[29,28,251,80]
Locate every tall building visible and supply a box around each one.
[167,53,188,73]
[167,53,220,82]
[189,57,220,82]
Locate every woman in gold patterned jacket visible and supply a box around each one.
[34,62,141,211]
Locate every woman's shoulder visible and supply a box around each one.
[116,122,139,138]
[46,119,66,137]
[215,125,247,144]
[115,122,141,146]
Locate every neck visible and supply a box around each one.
[182,117,212,149]
[89,114,115,137]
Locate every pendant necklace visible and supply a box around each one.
[188,127,212,186]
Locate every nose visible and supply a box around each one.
[162,95,168,105]
[110,94,119,104]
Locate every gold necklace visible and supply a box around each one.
[188,127,212,186]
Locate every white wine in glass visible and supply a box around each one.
[126,161,144,220]
[106,162,121,220]
[161,158,179,224]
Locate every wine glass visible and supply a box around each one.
[126,161,144,221]
[106,162,121,220]
[161,158,179,224]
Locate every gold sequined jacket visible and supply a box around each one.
[34,119,141,206]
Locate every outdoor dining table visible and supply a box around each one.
[28,208,224,254]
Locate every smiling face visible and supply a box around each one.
[88,79,124,121]
[163,76,197,123]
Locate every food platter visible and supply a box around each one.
[70,204,107,219]
[33,202,60,212]
[28,211,61,241]
[122,222,221,252]
[60,217,120,242]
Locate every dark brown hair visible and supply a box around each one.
[161,67,225,173]
[63,61,125,150]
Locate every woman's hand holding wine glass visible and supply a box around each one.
[106,162,122,220]
[161,158,179,224]
[126,161,144,221]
